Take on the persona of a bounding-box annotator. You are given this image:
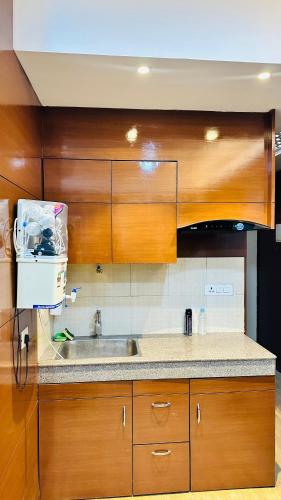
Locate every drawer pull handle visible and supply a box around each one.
[151,401,171,408]
[152,450,172,456]
[122,405,126,427]
[197,402,201,424]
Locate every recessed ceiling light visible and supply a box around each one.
[137,66,150,75]
[205,128,219,142]
[126,127,138,143]
[257,71,271,80]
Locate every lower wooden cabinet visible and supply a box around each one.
[133,442,190,495]
[190,388,275,491]
[38,377,275,498]
[39,396,132,500]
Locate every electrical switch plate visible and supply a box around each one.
[205,284,233,296]
[20,326,29,350]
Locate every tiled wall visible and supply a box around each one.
[53,258,245,337]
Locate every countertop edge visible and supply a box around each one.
[39,358,276,384]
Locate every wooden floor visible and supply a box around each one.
[106,372,281,500]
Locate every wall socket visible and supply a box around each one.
[20,326,29,350]
[205,284,234,296]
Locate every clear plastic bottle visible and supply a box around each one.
[198,307,206,335]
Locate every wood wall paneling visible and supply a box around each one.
[44,158,111,202]
[0,431,26,500]
[0,1,41,496]
[112,203,177,263]
[112,160,177,203]
[24,404,39,500]
[68,202,112,263]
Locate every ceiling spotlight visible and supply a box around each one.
[205,128,219,142]
[126,127,138,143]
[137,66,150,75]
[257,71,271,80]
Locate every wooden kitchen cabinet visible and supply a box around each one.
[190,380,275,491]
[68,202,111,263]
[112,160,177,203]
[44,159,111,202]
[112,203,177,263]
[39,393,132,499]
[177,113,271,203]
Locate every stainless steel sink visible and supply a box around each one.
[57,337,139,360]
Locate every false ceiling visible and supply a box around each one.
[14,0,281,129]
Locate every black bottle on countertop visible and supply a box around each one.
[184,309,192,336]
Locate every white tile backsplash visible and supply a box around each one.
[168,258,206,296]
[54,258,245,337]
[131,264,169,296]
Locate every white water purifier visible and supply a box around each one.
[14,199,69,310]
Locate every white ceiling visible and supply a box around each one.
[13,0,281,130]
[14,0,281,64]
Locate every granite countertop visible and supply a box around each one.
[39,333,276,384]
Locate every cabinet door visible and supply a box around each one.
[40,397,132,500]
[112,160,177,202]
[68,202,111,263]
[112,203,176,263]
[190,390,275,491]
[178,119,268,203]
[44,159,111,202]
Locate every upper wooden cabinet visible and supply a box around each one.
[178,137,268,203]
[68,203,111,263]
[112,203,176,263]
[44,159,111,202]
[112,161,177,203]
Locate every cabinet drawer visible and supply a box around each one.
[133,379,189,396]
[133,394,189,444]
[133,442,190,495]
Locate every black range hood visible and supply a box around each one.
[178,220,269,233]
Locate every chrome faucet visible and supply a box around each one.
[95,309,102,336]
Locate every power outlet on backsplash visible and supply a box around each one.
[205,284,234,296]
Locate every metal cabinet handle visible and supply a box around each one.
[152,449,172,456]
[122,405,126,427]
[151,401,171,408]
[197,402,201,424]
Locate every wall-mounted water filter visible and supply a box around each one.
[14,199,68,310]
